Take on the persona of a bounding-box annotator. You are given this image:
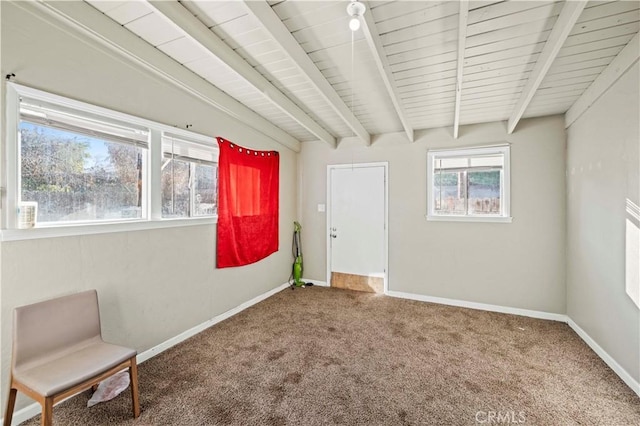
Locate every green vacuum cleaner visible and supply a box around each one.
[291,221,312,289]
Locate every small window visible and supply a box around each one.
[19,97,149,224]
[162,133,217,218]
[427,145,511,223]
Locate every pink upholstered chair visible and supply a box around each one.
[3,290,140,426]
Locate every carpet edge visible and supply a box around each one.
[387,289,640,399]
[386,290,567,321]
[301,278,328,287]
[567,318,640,398]
[3,281,291,426]
[137,281,290,364]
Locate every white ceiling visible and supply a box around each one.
[83,0,639,148]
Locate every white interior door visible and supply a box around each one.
[328,164,387,291]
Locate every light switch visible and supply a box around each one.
[317,203,326,212]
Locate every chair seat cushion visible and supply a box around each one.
[14,341,136,397]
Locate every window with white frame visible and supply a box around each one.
[18,96,149,224]
[427,145,511,222]
[5,83,218,233]
[162,133,217,218]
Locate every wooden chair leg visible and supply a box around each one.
[41,397,53,426]
[3,386,17,426]
[129,359,141,418]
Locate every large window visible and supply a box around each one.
[19,97,149,224]
[4,83,218,236]
[427,145,511,223]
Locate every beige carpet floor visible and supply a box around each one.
[22,286,639,425]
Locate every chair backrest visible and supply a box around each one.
[12,290,102,370]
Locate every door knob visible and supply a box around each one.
[330,233,337,238]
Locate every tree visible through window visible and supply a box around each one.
[428,145,510,221]
[161,134,217,219]
[20,121,145,223]
[7,83,219,231]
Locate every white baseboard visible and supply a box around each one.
[567,318,640,398]
[3,282,291,426]
[302,278,328,287]
[387,290,640,398]
[6,284,637,425]
[137,281,290,363]
[386,290,568,322]
[5,403,41,426]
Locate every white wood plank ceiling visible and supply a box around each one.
[79,0,639,148]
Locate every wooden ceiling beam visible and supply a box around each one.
[453,0,469,139]
[149,0,336,148]
[507,0,588,134]
[24,0,301,152]
[565,32,639,128]
[243,0,370,146]
[361,1,414,142]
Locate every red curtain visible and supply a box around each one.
[216,137,279,268]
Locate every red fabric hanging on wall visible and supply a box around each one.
[216,137,279,268]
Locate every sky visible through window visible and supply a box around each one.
[20,120,144,222]
[20,121,112,170]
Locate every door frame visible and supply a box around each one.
[326,162,389,294]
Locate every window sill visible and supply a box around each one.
[1,216,217,242]
[426,215,512,224]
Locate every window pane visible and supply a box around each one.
[162,134,216,163]
[194,164,217,217]
[469,155,502,168]
[21,97,149,147]
[433,171,466,215]
[437,157,468,170]
[20,121,144,223]
[428,146,509,220]
[468,170,501,215]
[162,158,190,218]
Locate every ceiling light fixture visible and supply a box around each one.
[346,0,366,32]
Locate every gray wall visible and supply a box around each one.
[1,3,297,412]
[3,0,636,415]
[566,62,640,383]
[300,117,567,314]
